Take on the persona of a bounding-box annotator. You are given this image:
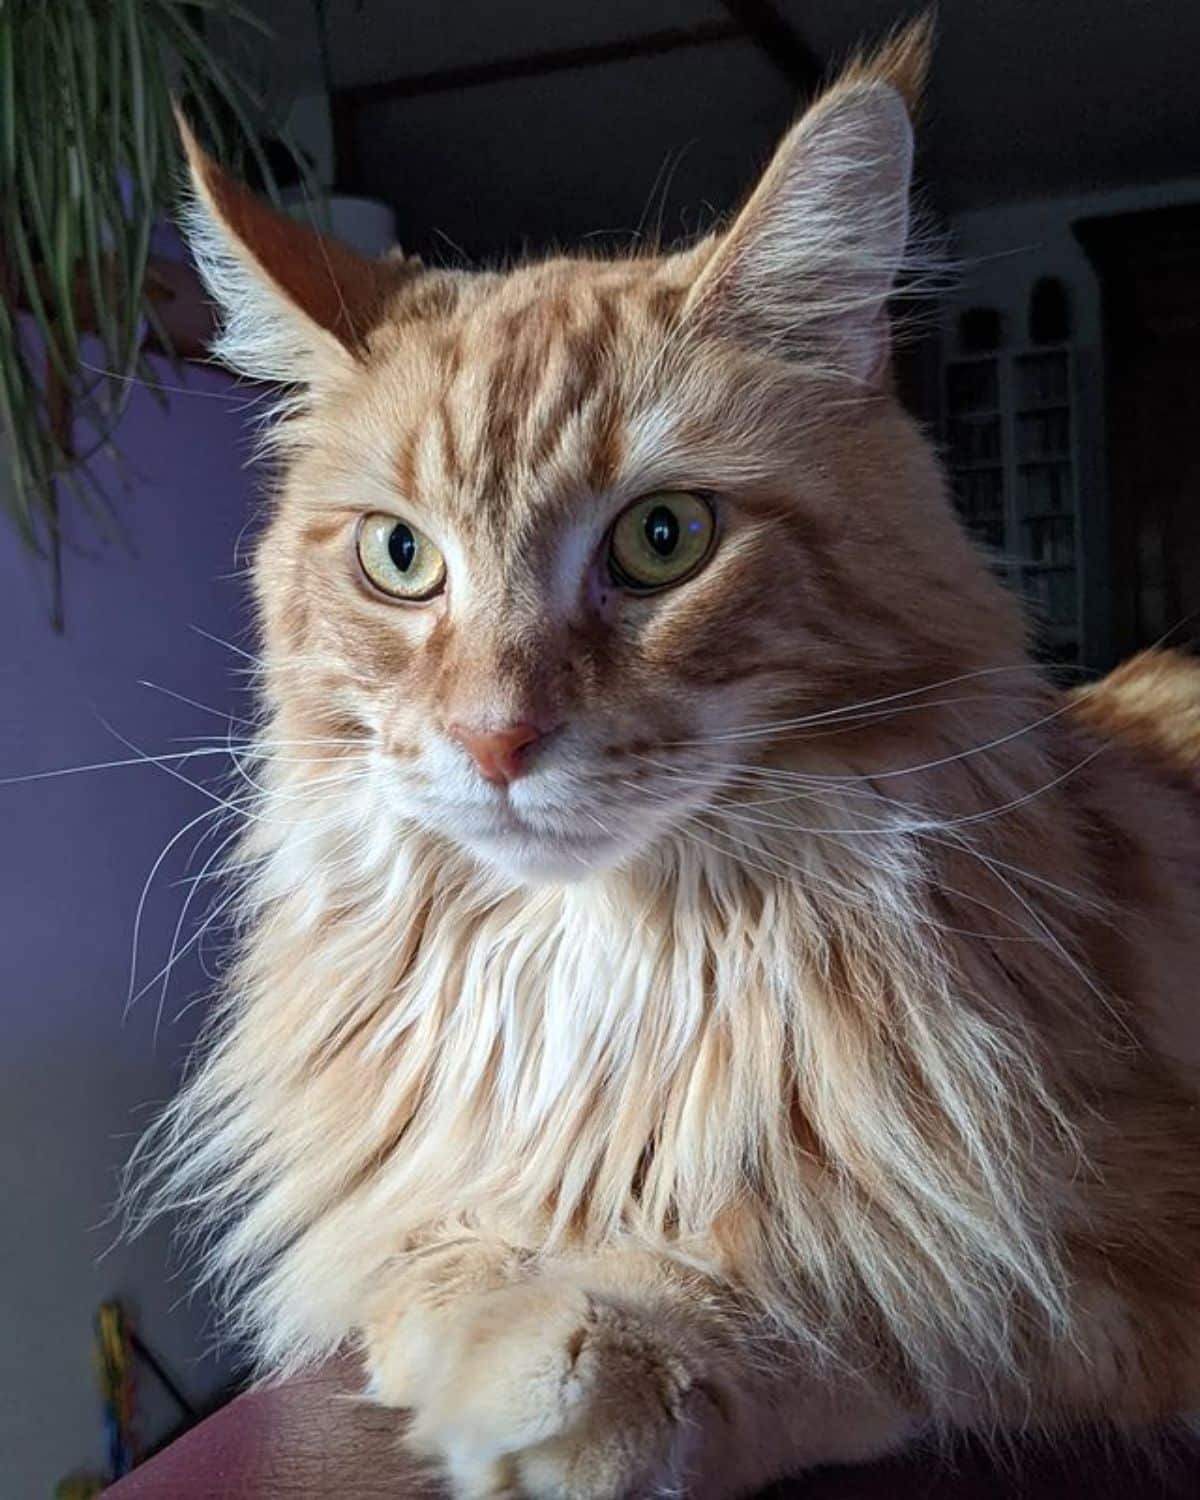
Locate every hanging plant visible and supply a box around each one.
[0,0,298,628]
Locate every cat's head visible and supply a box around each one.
[183,20,1019,884]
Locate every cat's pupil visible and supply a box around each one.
[388,524,416,573]
[644,506,678,557]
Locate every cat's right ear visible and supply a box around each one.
[176,113,413,388]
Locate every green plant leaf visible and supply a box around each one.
[1,0,288,620]
[0,11,16,181]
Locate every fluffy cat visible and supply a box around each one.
[133,20,1200,1498]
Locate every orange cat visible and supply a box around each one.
[131,20,1200,1498]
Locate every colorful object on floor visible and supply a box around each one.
[96,1300,138,1480]
[54,1478,104,1499]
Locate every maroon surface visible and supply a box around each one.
[106,1360,1200,1498]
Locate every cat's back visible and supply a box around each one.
[1071,648,1200,783]
[1068,649,1200,1077]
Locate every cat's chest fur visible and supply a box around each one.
[280,825,847,1243]
[181,790,1075,1370]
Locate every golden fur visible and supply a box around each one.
[131,21,1200,1497]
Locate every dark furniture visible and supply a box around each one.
[104,1359,1200,1498]
[1076,204,1200,663]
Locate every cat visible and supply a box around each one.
[130,18,1200,1499]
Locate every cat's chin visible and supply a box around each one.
[461,829,628,886]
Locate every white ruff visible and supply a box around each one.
[132,747,1076,1409]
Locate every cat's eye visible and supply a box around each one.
[608,491,716,592]
[356,513,446,601]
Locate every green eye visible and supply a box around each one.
[608,491,716,592]
[356,513,446,600]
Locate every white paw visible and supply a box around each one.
[387,1277,706,1499]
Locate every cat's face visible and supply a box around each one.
[185,49,1011,883]
[256,257,863,881]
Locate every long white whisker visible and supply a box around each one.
[666,665,1040,747]
[631,779,1047,945]
[633,736,1108,837]
[138,679,259,727]
[939,828,1139,1050]
[188,624,261,664]
[130,884,241,1017]
[153,819,248,1046]
[123,802,231,1021]
[0,745,252,786]
[99,722,262,821]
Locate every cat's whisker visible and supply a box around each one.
[631,732,1111,838]
[138,678,260,727]
[661,665,1042,748]
[0,738,376,795]
[658,758,1106,923]
[806,699,1097,790]
[621,778,885,913]
[195,912,229,989]
[0,744,258,787]
[124,802,235,1021]
[100,723,373,830]
[580,807,618,841]
[703,795,1060,944]
[624,756,1094,949]
[629,778,1049,945]
[152,819,248,1044]
[76,356,276,407]
[933,843,1102,914]
[691,692,1048,749]
[225,737,282,802]
[170,856,262,890]
[167,731,361,746]
[667,808,927,936]
[918,829,1106,944]
[629,773,912,839]
[99,722,276,825]
[919,748,1110,831]
[131,884,241,1020]
[936,829,1140,1051]
[188,623,262,665]
[140,766,379,1030]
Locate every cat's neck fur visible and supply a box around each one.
[141,673,1120,1413]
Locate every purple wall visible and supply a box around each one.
[0,356,264,1491]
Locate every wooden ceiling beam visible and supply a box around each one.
[718,0,823,91]
[335,19,744,110]
[329,10,822,193]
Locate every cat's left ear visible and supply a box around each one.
[685,22,929,386]
[176,113,415,389]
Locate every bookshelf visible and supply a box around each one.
[942,345,1083,668]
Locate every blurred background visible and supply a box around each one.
[2,2,1198,1492]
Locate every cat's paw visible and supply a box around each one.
[365,1237,531,1410]
[393,1277,708,1499]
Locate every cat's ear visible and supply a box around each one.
[176,113,413,387]
[685,22,929,385]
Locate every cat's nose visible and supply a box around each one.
[449,722,544,785]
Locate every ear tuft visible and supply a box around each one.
[175,112,416,388]
[838,10,934,118]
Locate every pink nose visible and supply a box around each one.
[449,722,543,785]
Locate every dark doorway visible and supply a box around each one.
[1077,205,1200,660]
